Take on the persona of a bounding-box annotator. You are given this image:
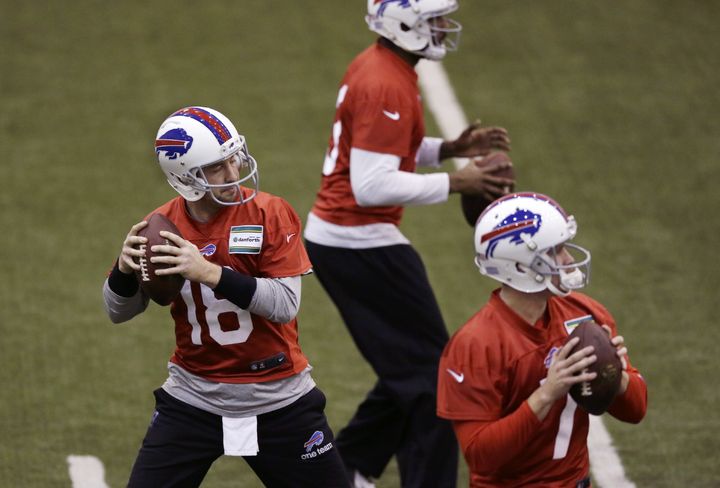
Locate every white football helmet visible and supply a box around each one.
[155,106,258,205]
[366,0,462,60]
[474,192,591,296]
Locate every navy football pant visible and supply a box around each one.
[306,242,459,488]
[127,387,350,488]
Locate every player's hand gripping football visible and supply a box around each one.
[448,156,514,199]
[441,120,511,159]
[118,221,149,274]
[151,231,222,287]
[601,324,630,395]
[528,338,597,421]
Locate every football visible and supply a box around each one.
[134,213,185,306]
[460,151,515,227]
[567,320,623,415]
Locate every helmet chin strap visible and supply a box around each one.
[562,268,586,289]
[206,183,257,207]
[546,268,586,297]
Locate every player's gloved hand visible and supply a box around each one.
[118,221,148,274]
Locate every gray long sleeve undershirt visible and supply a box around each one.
[103,276,302,324]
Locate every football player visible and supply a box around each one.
[437,192,648,487]
[102,106,350,487]
[304,1,512,486]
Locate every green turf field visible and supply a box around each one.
[1,1,718,486]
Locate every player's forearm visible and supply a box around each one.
[416,137,443,167]
[213,268,301,324]
[453,401,542,474]
[526,385,556,421]
[607,372,647,423]
[355,169,449,206]
[107,260,139,297]
[212,267,257,309]
[103,278,149,324]
[247,276,301,324]
[350,148,449,206]
[439,139,456,160]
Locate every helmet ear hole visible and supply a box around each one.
[191,167,205,182]
[400,23,411,32]
[515,263,544,284]
[172,172,193,187]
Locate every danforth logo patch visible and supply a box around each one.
[229,226,263,254]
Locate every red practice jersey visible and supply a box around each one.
[311,41,425,227]
[438,290,646,487]
[147,191,311,384]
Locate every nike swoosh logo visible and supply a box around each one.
[286,233,297,243]
[447,368,464,383]
[382,110,400,121]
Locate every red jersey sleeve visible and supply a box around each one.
[438,321,507,421]
[349,86,416,157]
[607,366,648,423]
[452,401,543,476]
[257,197,311,278]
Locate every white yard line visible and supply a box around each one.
[67,455,110,488]
[416,59,635,488]
[417,61,470,162]
[587,416,637,488]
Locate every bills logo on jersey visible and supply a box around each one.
[198,243,217,257]
[481,208,542,257]
[544,346,560,369]
[155,128,193,160]
[376,0,411,16]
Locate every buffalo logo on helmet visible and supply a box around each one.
[155,128,194,160]
[376,0,411,16]
[481,208,542,257]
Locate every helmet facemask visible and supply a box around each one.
[418,12,462,60]
[530,242,591,297]
[191,140,258,206]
